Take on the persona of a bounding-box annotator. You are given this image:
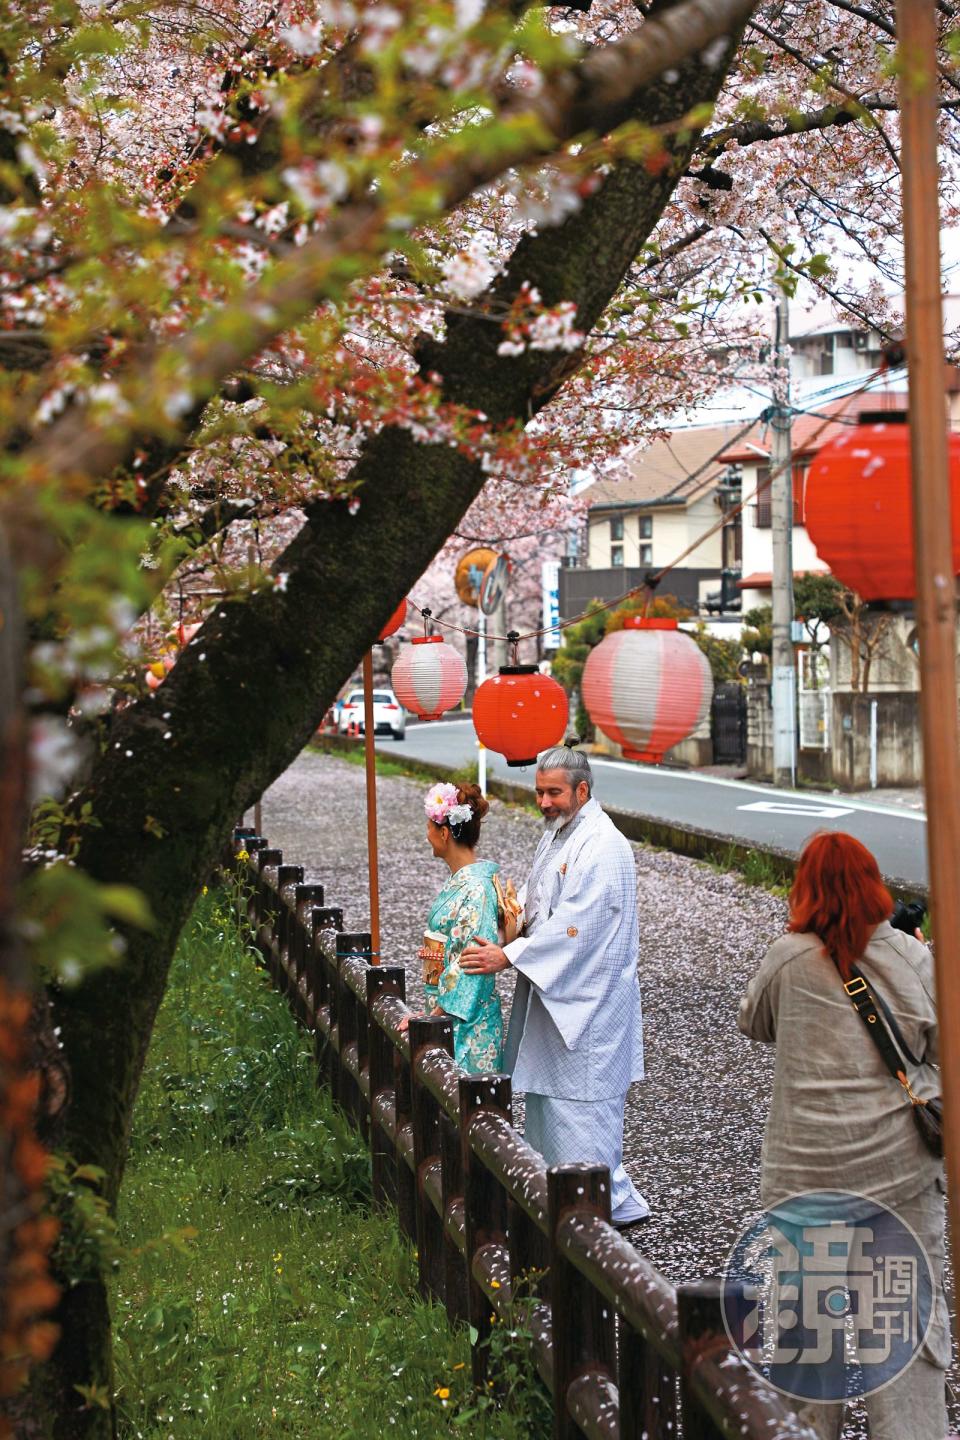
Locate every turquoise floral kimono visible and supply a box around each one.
[425,860,503,1073]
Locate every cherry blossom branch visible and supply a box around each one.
[20,0,758,487]
[746,16,901,168]
[756,224,900,341]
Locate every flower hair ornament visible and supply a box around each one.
[424,782,473,830]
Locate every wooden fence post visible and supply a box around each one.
[409,1015,454,1306]
[677,1280,730,1440]
[230,833,265,926]
[275,863,304,993]
[291,883,324,1023]
[394,1022,417,1247]
[336,933,371,1123]
[548,1164,616,1440]
[310,907,343,1081]
[366,965,405,1210]
[459,1073,512,1388]
[618,1324,678,1440]
[252,848,282,965]
[439,1101,468,1328]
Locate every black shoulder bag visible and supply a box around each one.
[837,964,943,1159]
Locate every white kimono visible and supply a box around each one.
[503,797,648,1222]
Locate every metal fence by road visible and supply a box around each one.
[228,827,815,1440]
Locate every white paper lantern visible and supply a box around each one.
[392,637,467,720]
[582,618,713,763]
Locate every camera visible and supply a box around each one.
[890,898,927,936]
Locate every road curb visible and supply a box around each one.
[311,733,926,905]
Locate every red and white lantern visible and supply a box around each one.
[392,636,466,720]
[581,617,713,764]
[473,667,568,767]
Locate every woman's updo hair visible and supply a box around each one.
[448,783,489,848]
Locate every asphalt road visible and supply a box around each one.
[376,718,928,889]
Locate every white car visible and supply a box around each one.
[337,688,406,740]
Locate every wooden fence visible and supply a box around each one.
[229,826,816,1440]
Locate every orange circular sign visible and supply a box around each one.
[454,548,498,608]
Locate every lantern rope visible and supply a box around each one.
[406,364,888,650]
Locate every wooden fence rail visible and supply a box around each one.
[228,827,816,1440]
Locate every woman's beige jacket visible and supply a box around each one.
[738,921,941,1209]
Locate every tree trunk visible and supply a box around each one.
[29,18,753,1432]
[0,525,64,1438]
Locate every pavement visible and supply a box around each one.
[379,719,929,890]
[249,748,954,1438]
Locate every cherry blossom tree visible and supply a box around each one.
[4,1,960,1434]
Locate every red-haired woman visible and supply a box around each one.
[738,831,947,1440]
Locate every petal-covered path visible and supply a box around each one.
[248,749,956,1434]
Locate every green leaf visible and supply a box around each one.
[72,1163,107,1184]
[99,885,154,929]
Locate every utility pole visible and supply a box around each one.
[896,0,960,1268]
[769,281,797,788]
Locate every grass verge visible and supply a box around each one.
[113,889,543,1439]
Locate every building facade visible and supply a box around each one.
[559,421,745,621]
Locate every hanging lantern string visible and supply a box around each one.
[406,364,889,649]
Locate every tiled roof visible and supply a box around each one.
[585,421,748,509]
[719,390,909,464]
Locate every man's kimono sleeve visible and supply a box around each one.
[436,881,499,1024]
[504,847,633,1049]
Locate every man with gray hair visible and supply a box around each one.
[461,746,648,1228]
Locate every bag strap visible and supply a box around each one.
[836,962,926,1104]
[839,966,908,1079]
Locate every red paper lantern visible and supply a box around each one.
[176,622,202,647]
[473,666,568,767]
[581,617,713,764]
[378,598,407,640]
[805,411,960,602]
[392,636,466,720]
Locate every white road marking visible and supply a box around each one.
[394,722,926,823]
[738,800,855,818]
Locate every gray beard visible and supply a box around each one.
[543,803,582,836]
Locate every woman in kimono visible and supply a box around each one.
[407,781,503,1073]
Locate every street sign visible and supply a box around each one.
[479,554,509,616]
[541,560,561,650]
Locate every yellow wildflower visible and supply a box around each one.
[434,1387,450,1401]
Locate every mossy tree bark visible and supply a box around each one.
[30,16,753,1435]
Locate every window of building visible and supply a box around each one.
[639,515,653,539]
[755,466,771,527]
[611,544,624,567]
[754,463,809,527]
[639,544,653,566]
[610,516,624,542]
